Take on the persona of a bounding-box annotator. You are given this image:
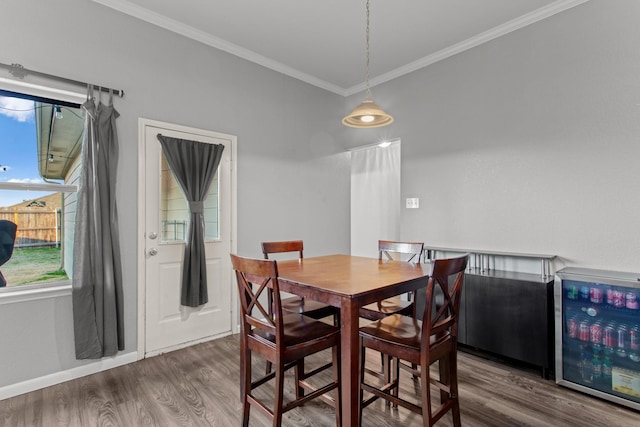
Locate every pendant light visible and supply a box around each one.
[343,0,394,128]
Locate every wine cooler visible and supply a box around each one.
[555,267,640,410]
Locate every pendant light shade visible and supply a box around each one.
[342,99,394,128]
[342,0,393,129]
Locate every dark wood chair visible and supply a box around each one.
[231,254,341,427]
[359,240,424,321]
[359,240,424,385]
[0,220,17,287]
[359,254,469,427]
[262,240,340,324]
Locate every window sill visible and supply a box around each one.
[0,282,72,305]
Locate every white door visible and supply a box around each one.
[139,119,236,357]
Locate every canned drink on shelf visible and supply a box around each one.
[626,292,639,310]
[630,325,640,351]
[612,290,626,308]
[606,288,615,305]
[580,286,590,301]
[590,287,603,304]
[566,284,578,300]
[590,322,603,346]
[579,319,590,342]
[603,324,616,349]
[617,324,628,357]
[566,316,578,339]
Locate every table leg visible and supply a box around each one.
[340,298,360,427]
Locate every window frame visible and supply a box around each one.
[0,79,85,301]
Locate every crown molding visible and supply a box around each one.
[91,0,347,96]
[344,0,591,96]
[93,0,589,98]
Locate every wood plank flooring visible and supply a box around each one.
[1,334,638,426]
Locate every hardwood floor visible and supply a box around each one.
[1,334,638,426]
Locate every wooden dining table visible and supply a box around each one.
[277,254,431,427]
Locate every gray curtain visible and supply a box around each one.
[157,134,225,307]
[72,89,124,359]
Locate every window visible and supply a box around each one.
[160,153,220,242]
[0,89,83,290]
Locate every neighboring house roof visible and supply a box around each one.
[34,102,83,180]
[0,192,62,211]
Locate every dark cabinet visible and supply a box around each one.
[461,270,555,377]
[423,247,556,378]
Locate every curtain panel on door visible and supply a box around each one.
[72,90,124,359]
[157,134,225,307]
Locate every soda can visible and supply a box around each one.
[566,285,578,300]
[603,324,616,348]
[606,288,615,305]
[590,323,603,345]
[626,292,639,310]
[612,290,626,308]
[580,286,590,301]
[630,325,640,351]
[590,287,603,304]
[579,319,590,342]
[617,325,628,357]
[566,317,578,339]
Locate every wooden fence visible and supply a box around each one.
[0,210,61,248]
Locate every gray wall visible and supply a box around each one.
[343,0,640,273]
[0,0,350,389]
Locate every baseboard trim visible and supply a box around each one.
[0,351,139,400]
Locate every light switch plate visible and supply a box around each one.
[406,198,419,209]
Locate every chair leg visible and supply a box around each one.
[446,352,461,427]
[295,359,305,401]
[273,361,285,427]
[359,341,366,424]
[383,354,392,407]
[333,344,341,427]
[421,360,432,427]
[439,357,451,405]
[392,356,400,408]
[242,348,251,427]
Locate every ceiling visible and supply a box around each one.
[93,0,588,96]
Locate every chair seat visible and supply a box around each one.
[360,314,453,360]
[254,313,339,348]
[359,296,413,321]
[282,296,339,320]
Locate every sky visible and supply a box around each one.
[0,95,51,207]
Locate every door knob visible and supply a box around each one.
[148,248,158,256]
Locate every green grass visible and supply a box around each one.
[1,247,69,286]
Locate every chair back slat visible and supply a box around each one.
[261,240,304,259]
[231,254,284,344]
[422,254,468,351]
[378,240,424,264]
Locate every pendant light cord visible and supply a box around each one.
[365,0,372,99]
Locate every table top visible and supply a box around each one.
[277,254,431,299]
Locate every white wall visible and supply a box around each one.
[343,0,640,274]
[0,0,350,391]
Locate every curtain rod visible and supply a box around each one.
[0,62,124,98]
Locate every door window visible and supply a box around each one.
[160,152,220,243]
